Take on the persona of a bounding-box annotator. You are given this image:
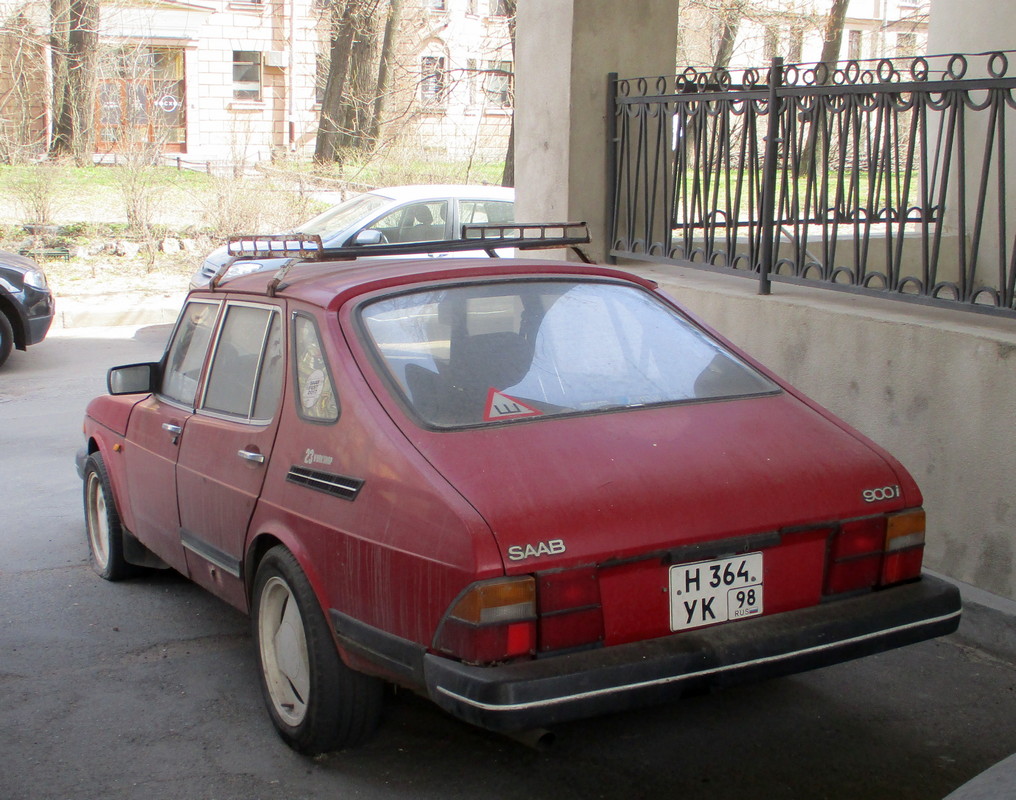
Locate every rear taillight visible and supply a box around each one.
[537,567,604,653]
[882,509,926,585]
[432,577,536,665]
[824,509,926,596]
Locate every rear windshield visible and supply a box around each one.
[360,280,778,427]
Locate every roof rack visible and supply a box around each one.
[211,222,592,296]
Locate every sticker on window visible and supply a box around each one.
[484,389,543,422]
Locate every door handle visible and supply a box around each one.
[162,423,183,435]
[238,449,266,464]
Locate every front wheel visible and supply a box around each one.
[0,313,14,368]
[252,546,383,754]
[83,452,138,580]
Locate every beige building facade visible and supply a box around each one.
[0,0,513,166]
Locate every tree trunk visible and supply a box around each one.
[819,0,850,73]
[366,0,404,149]
[315,0,362,164]
[338,10,378,151]
[50,0,97,163]
[500,0,516,188]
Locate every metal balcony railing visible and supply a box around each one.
[609,52,1016,317]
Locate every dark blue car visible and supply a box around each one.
[0,250,55,367]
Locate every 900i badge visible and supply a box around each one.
[863,485,901,503]
[507,539,566,561]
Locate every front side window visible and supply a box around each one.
[233,51,262,101]
[293,314,339,423]
[371,200,449,244]
[361,281,779,427]
[162,300,220,406]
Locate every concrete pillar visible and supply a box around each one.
[928,0,1016,53]
[514,0,679,261]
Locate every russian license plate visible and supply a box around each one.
[669,552,764,631]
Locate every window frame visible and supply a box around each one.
[159,298,223,409]
[198,301,284,424]
[420,55,447,106]
[232,50,263,102]
[291,311,341,424]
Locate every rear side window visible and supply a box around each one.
[293,314,339,423]
[202,304,283,421]
[161,300,220,406]
[361,280,778,427]
[459,200,513,225]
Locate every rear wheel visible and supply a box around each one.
[0,313,14,368]
[253,546,383,754]
[83,452,138,581]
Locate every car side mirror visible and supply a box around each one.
[107,362,158,395]
[352,229,385,246]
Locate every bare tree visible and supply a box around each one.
[0,6,49,162]
[50,0,98,164]
[365,0,404,149]
[819,0,849,71]
[315,0,381,163]
[500,0,516,187]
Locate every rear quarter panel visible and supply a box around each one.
[247,304,503,650]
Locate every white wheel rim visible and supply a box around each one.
[258,575,311,727]
[85,472,110,569]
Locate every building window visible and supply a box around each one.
[482,60,513,108]
[315,51,327,105]
[98,45,187,151]
[233,50,262,101]
[847,30,862,61]
[896,32,917,56]
[420,55,445,105]
[424,0,446,10]
[788,28,803,63]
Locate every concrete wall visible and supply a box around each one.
[625,262,1016,601]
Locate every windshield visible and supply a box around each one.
[297,193,392,237]
[361,280,779,427]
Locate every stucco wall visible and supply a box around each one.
[625,263,1016,601]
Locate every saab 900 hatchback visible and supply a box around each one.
[78,224,961,755]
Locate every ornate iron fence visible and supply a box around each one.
[609,52,1016,317]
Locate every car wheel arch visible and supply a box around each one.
[244,530,328,614]
[0,293,26,351]
[83,435,138,534]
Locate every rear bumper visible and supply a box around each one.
[423,574,961,732]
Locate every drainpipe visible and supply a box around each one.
[288,0,296,150]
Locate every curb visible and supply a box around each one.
[937,569,1016,662]
[53,292,187,329]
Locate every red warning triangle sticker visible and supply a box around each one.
[484,389,543,421]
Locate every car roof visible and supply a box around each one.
[365,184,515,203]
[207,256,657,312]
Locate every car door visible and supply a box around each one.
[123,298,222,572]
[175,301,285,607]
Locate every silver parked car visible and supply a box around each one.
[190,184,515,288]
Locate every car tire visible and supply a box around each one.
[253,546,383,754]
[83,452,139,581]
[0,312,13,368]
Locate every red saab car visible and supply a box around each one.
[78,225,961,755]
